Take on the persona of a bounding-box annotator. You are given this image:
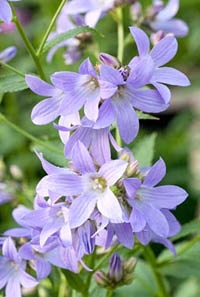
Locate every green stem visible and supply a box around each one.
[0,63,25,77]
[116,7,124,63]
[144,246,169,297]
[11,6,46,80]
[37,0,67,56]
[0,113,63,155]
[106,290,113,297]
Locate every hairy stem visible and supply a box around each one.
[37,0,67,56]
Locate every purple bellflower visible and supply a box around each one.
[25,74,71,125]
[36,141,128,228]
[149,0,189,37]
[0,237,38,297]
[123,158,188,238]
[129,26,190,102]
[0,0,20,23]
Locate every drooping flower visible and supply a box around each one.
[129,26,190,102]
[0,237,38,297]
[0,0,21,23]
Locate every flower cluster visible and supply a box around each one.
[0,2,190,296]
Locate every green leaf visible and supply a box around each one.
[172,219,200,241]
[131,133,157,166]
[0,75,27,95]
[32,140,67,167]
[137,111,159,120]
[64,270,86,293]
[42,26,103,54]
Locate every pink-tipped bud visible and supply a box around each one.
[99,53,121,68]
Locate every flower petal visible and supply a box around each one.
[128,88,168,113]
[71,141,96,174]
[123,178,141,198]
[36,174,83,197]
[161,209,181,237]
[6,279,21,297]
[26,75,57,96]
[93,99,116,129]
[69,192,97,228]
[156,0,179,20]
[84,88,101,121]
[152,82,171,103]
[152,67,190,86]
[151,19,189,37]
[144,158,166,187]
[0,0,12,23]
[129,208,146,232]
[140,185,188,209]
[99,160,127,186]
[129,27,150,56]
[31,97,62,125]
[97,189,123,223]
[150,36,178,67]
[114,223,134,248]
[112,97,139,143]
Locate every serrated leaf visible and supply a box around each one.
[172,219,200,241]
[42,26,103,54]
[132,133,157,166]
[0,75,27,94]
[64,270,86,293]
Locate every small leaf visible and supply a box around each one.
[137,111,159,120]
[132,133,157,166]
[64,270,86,293]
[42,26,103,54]
[0,75,27,95]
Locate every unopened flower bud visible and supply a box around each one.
[119,150,131,162]
[123,257,137,273]
[130,2,142,21]
[126,160,140,177]
[10,165,23,180]
[99,53,121,68]
[94,271,110,287]
[150,30,166,45]
[109,253,123,282]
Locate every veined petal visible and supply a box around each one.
[25,75,57,96]
[138,204,169,237]
[100,65,124,86]
[156,0,179,20]
[84,88,101,121]
[114,223,134,249]
[152,67,190,86]
[90,128,111,165]
[60,223,72,247]
[129,208,146,232]
[123,178,141,199]
[140,185,188,209]
[99,160,127,186]
[36,174,83,197]
[0,0,12,23]
[99,80,118,99]
[97,189,124,223]
[150,36,178,67]
[79,57,97,76]
[6,279,21,297]
[71,141,96,174]
[129,27,150,56]
[31,97,62,125]
[35,259,51,279]
[144,158,166,187]
[20,270,38,288]
[69,192,97,228]
[93,100,115,129]
[112,96,139,143]
[40,217,63,247]
[128,88,168,113]
[152,82,171,103]
[151,19,189,37]
[161,209,181,237]
[2,237,18,262]
[128,55,154,88]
